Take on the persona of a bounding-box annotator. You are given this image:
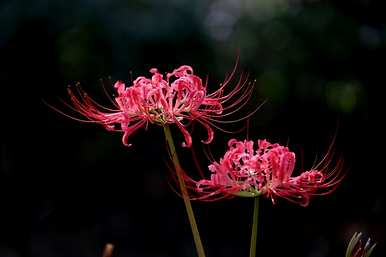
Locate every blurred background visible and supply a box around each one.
[0,0,382,257]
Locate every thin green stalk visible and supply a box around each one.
[249,197,260,257]
[163,125,206,257]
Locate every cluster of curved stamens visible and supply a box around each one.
[187,139,344,206]
[59,65,256,147]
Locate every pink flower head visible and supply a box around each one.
[61,65,255,147]
[193,139,344,206]
[346,232,376,257]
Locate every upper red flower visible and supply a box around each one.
[64,65,255,147]
[191,139,344,206]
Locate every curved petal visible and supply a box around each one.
[114,81,126,95]
[121,120,147,147]
[173,118,192,148]
[197,119,214,144]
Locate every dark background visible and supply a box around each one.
[0,0,382,257]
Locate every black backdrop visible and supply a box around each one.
[0,1,382,257]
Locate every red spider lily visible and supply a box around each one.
[346,232,376,257]
[188,139,344,206]
[55,65,256,147]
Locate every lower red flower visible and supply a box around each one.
[189,139,344,206]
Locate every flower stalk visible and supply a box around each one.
[163,125,206,257]
[249,197,260,257]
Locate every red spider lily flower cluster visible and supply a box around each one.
[64,65,254,147]
[346,232,376,257]
[190,139,343,206]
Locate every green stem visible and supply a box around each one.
[249,197,260,257]
[163,125,206,257]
